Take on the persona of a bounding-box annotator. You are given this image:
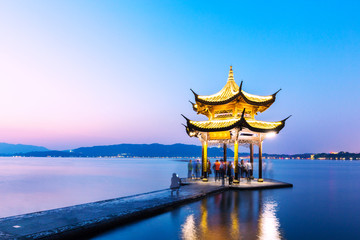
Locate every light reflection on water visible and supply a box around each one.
[181,214,197,240]
[95,191,281,240]
[178,191,281,240]
[258,200,281,240]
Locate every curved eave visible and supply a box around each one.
[243,120,284,133]
[240,91,275,107]
[192,85,279,107]
[187,119,242,132]
[242,115,290,133]
[195,91,242,106]
[183,116,290,134]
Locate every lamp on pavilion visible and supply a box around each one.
[266,132,277,138]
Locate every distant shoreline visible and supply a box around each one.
[1,156,359,161]
[0,143,358,160]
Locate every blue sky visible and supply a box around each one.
[0,1,359,153]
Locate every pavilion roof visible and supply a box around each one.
[182,110,290,134]
[191,66,280,107]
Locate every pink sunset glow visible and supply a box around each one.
[0,1,359,153]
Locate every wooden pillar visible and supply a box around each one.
[233,141,239,183]
[258,141,263,182]
[201,144,204,178]
[202,141,208,182]
[250,143,254,179]
[223,143,227,162]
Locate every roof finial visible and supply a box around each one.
[228,65,234,82]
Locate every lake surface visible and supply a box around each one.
[0,157,186,218]
[1,157,360,239]
[92,159,360,240]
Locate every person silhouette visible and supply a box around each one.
[170,173,181,195]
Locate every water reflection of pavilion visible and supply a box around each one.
[181,191,282,240]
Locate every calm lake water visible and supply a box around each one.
[92,159,360,240]
[1,157,360,239]
[0,157,186,218]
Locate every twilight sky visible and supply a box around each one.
[0,1,359,154]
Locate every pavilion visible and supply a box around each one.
[182,66,290,183]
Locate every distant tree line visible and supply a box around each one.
[6,144,358,160]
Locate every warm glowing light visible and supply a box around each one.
[181,214,197,240]
[266,132,276,138]
[230,211,240,239]
[258,201,281,240]
[209,131,231,140]
[200,202,208,235]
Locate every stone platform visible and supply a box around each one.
[0,178,292,240]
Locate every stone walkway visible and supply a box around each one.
[187,177,293,190]
[0,179,292,239]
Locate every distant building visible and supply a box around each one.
[183,66,290,182]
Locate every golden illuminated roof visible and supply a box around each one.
[246,119,283,130]
[197,66,240,103]
[183,113,289,134]
[189,118,240,131]
[191,66,280,107]
[241,91,273,104]
[184,66,290,140]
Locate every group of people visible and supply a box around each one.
[239,159,253,179]
[172,158,254,195]
[212,159,233,185]
[187,159,202,179]
[187,158,253,184]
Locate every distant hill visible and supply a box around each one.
[12,143,360,160]
[313,151,360,160]
[21,150,80,157]
[72,143,234,157]
[0,143,49,155]
[22,143,236,158]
